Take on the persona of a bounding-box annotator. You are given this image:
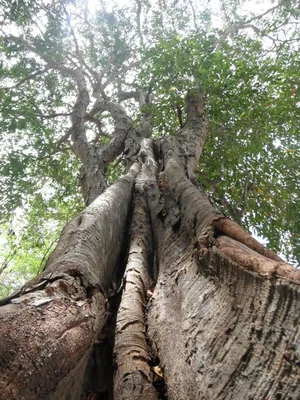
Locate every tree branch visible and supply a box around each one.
[188,0,199,31]
[70,69,90,160]
[214,4,281,50]
[63,6,100,89]
[38,112,72,119]
[185,91,206,130]
[6,34,77,76]
[4,66,51,90]
[118,90,139,103]
[90,100,132,164]
[135,0,144,47]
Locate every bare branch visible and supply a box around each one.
[4,66,51,90]
[135,0,144,47]
[55,128,73,149]
[100,60,141,97]
[63,5,101,89]
[243,4,281,26]
[6,34,77,76]
[70,69,90,160]
[242,24,277,45]
[214,4,281,50]
[240,178,249,217]
[118,91,139,102]
[38,112,72,119]
[188,0,199,31]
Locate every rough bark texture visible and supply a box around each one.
[114,196,157,400]
[1,92,300,400]
[44,163,140,291]
[144,92,300,399]
[148,244,300,399]
[113,139,159,400]
[0,274,106,400]
[0,165,140,399]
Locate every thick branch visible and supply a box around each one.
[118,90,139,103]
[70,69,90,160]
[214,218,284,262]
[135,0,144,47]
[7,34,77,76]
[165,91,210,175]
[215,235,300,283]
[88,100,132,164]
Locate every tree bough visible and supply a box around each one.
[1,1,300,397]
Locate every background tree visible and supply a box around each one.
[0,0,300,399]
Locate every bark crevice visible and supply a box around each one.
[113,139,159,400]
[1,85,300,400]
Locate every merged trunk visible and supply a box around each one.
[0,94,300,400]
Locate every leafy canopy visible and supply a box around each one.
[0,0,299,296]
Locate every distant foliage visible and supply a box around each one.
[0,0,299,295]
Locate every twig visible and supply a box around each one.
[7,34,77,76]
[214,4,281,50]
[135,0,144,47]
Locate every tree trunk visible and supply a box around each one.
[0,166,139,400]
[0,94,300,400]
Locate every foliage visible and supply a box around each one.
[0,0,299,296]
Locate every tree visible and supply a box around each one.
[0,0,300,399]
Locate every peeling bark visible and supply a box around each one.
[114,197,157,400]
[148,239,300,399]
[214,217,284,262]
[0,164,140,400]
[0,274,106,400]
[114,139,159,400]
[1,91,300,400]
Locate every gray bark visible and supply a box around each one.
[1,92,300,400]
[113,139,158,400]
[0,164,140,400]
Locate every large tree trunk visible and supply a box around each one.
[0,166,140,400]
[0,94,299,400]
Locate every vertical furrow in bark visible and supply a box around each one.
[80,290,121,400]
[113,196,158,400]
[0,163,141,400]
[114,139,159,400]
[42,163,140,292]
[147,216,300,399]
[145,94,300,399]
